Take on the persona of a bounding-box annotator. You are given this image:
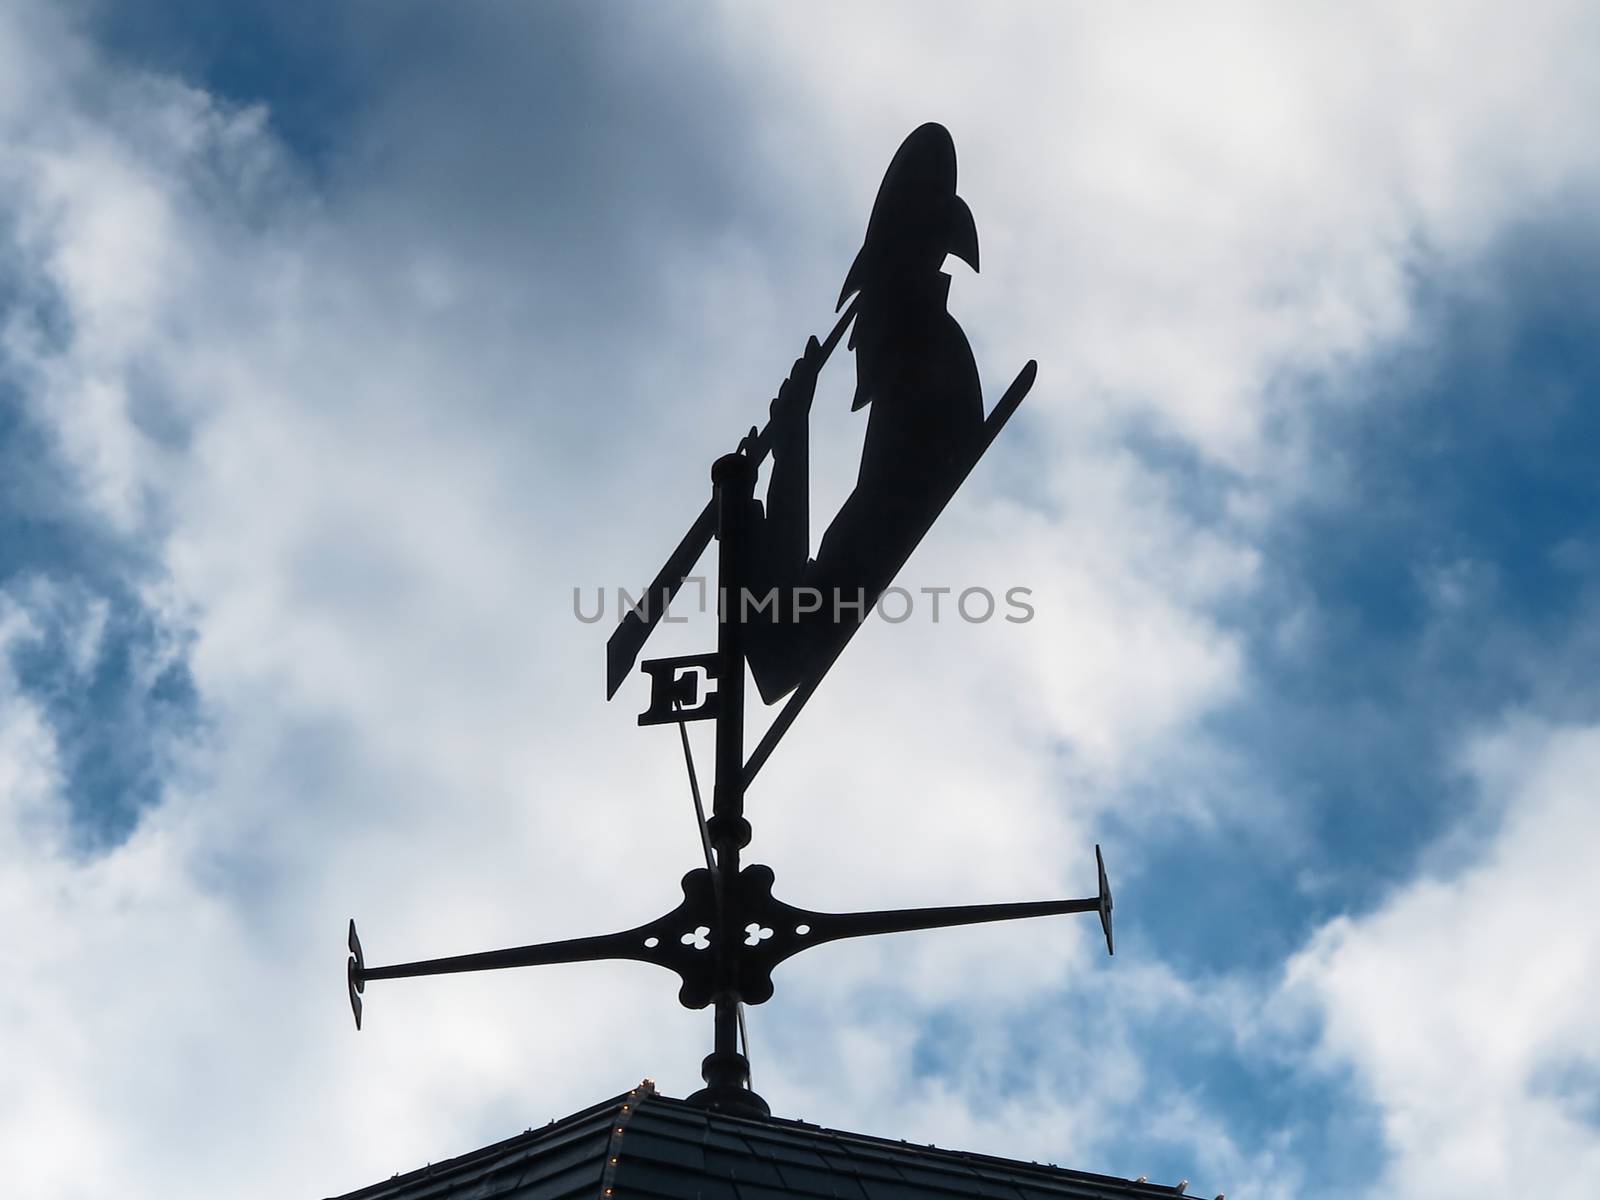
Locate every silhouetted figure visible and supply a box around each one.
[747,123,986,702]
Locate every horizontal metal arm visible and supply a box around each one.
[346,868,726,1027]
[346,847,1113,1026]
[801,895,1101,946]
[359,930,642,982]
[730,843,1112,1004]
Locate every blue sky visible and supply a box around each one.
[3,4,1599,1198]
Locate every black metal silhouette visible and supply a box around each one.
[744,122,995,703]
[348,124,1114,1121]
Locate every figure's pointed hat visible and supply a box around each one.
[836,122,979,315]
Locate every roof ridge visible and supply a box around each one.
[595,1080,652,1200]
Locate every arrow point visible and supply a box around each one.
[1095,845,1114,957]
[347,919,366,1029]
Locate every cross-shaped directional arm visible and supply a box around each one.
[347,848,1113,1026]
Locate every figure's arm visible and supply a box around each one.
[763,336,822,578]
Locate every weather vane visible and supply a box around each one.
[347,123,1114,1117]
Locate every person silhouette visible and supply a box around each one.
[745,123,986,702]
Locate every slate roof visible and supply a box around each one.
[327,1082,1209,1200]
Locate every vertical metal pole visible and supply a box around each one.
[687,450,768,1116]
[710,452,748,1079]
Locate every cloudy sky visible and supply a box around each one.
[4,2,1600,1197]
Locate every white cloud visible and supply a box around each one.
[1286,720,1600,1197]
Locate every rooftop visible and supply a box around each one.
[328,1082,1211,1200]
